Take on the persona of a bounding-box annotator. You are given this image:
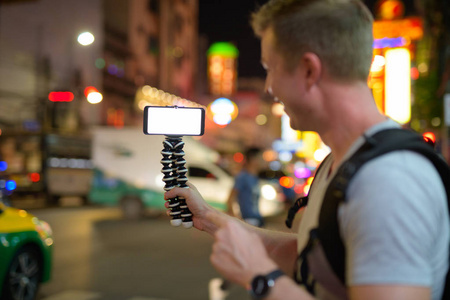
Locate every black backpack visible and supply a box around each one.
[285,128,450,299]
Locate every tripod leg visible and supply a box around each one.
[173,139,193,228]
[161,138,182,226]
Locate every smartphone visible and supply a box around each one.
[143,106,205,136]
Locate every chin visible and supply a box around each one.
[289,120,301,131]
[291,119,313,132]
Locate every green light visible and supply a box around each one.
[207,42,239,58]
[95,58,106,69]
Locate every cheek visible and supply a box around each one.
[270,77,283,98]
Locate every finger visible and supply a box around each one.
[164,186,189,200]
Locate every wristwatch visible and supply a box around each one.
[249,269,285,299]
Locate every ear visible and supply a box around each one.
[301,52,322,89]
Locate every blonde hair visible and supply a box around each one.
[251,0,374,82]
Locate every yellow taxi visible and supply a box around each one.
[0,202,53,300]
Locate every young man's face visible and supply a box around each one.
[260,27,320,132]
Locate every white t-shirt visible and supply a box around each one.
[297,119,449,300]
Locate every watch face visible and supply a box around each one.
[251,275,269,297]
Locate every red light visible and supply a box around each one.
[114,109,124,128]
[279,176,295,188]
[411,67,419,80]
[423,132,436,144]
[48,91,74,102]
[294,184,303,194]
[233,152,244,163]
[84,86,98,97]
[29,172,40,182]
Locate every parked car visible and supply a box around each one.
[0,202,53,300]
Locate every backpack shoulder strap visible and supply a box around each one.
[285,154,332,229]
[317,128,450,285]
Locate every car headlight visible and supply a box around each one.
[261,184,277,201]
[32,217,53,245]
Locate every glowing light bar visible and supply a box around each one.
[373,17,423,40]
[48,91,74,102]
[207,42,238,96]
[373,37,407,49]
[385,48,411,124]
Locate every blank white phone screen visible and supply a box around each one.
[145,107,203,136]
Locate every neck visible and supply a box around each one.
[317,80,387,167]
[245,165,259,175]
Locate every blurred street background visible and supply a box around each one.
[29,205,290,300]
[1,0,450,299]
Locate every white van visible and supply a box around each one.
[88,127,284,219]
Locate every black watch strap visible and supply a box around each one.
[249,269,285,299]
[266,269,284,281]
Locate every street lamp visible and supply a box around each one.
[84,86,102,104]
[77,31,95,46]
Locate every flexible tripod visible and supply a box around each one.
[161,136,193,228]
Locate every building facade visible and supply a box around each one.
[0,0,199,206]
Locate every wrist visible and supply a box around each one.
[248,268,286,299]
[245,261,279,289]
[203,209,226,234]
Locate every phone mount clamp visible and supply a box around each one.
[161,136,193,228]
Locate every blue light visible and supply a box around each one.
[373,37,406,49]
[0,161,7,172]
[211,97,234,114]
[5,180,16,191]
[107,64,118,75]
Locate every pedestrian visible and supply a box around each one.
[226,147,266,227]
[165,0,449,299]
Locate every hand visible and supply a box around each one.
[164,182,215,232]
[207,212,278,287]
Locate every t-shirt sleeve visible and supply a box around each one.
[338,151,448,287]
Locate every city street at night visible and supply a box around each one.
[30,205,288,300]
[1,0,450,299]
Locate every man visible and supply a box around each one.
[226,147,265,227]
[165,0,449,299]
